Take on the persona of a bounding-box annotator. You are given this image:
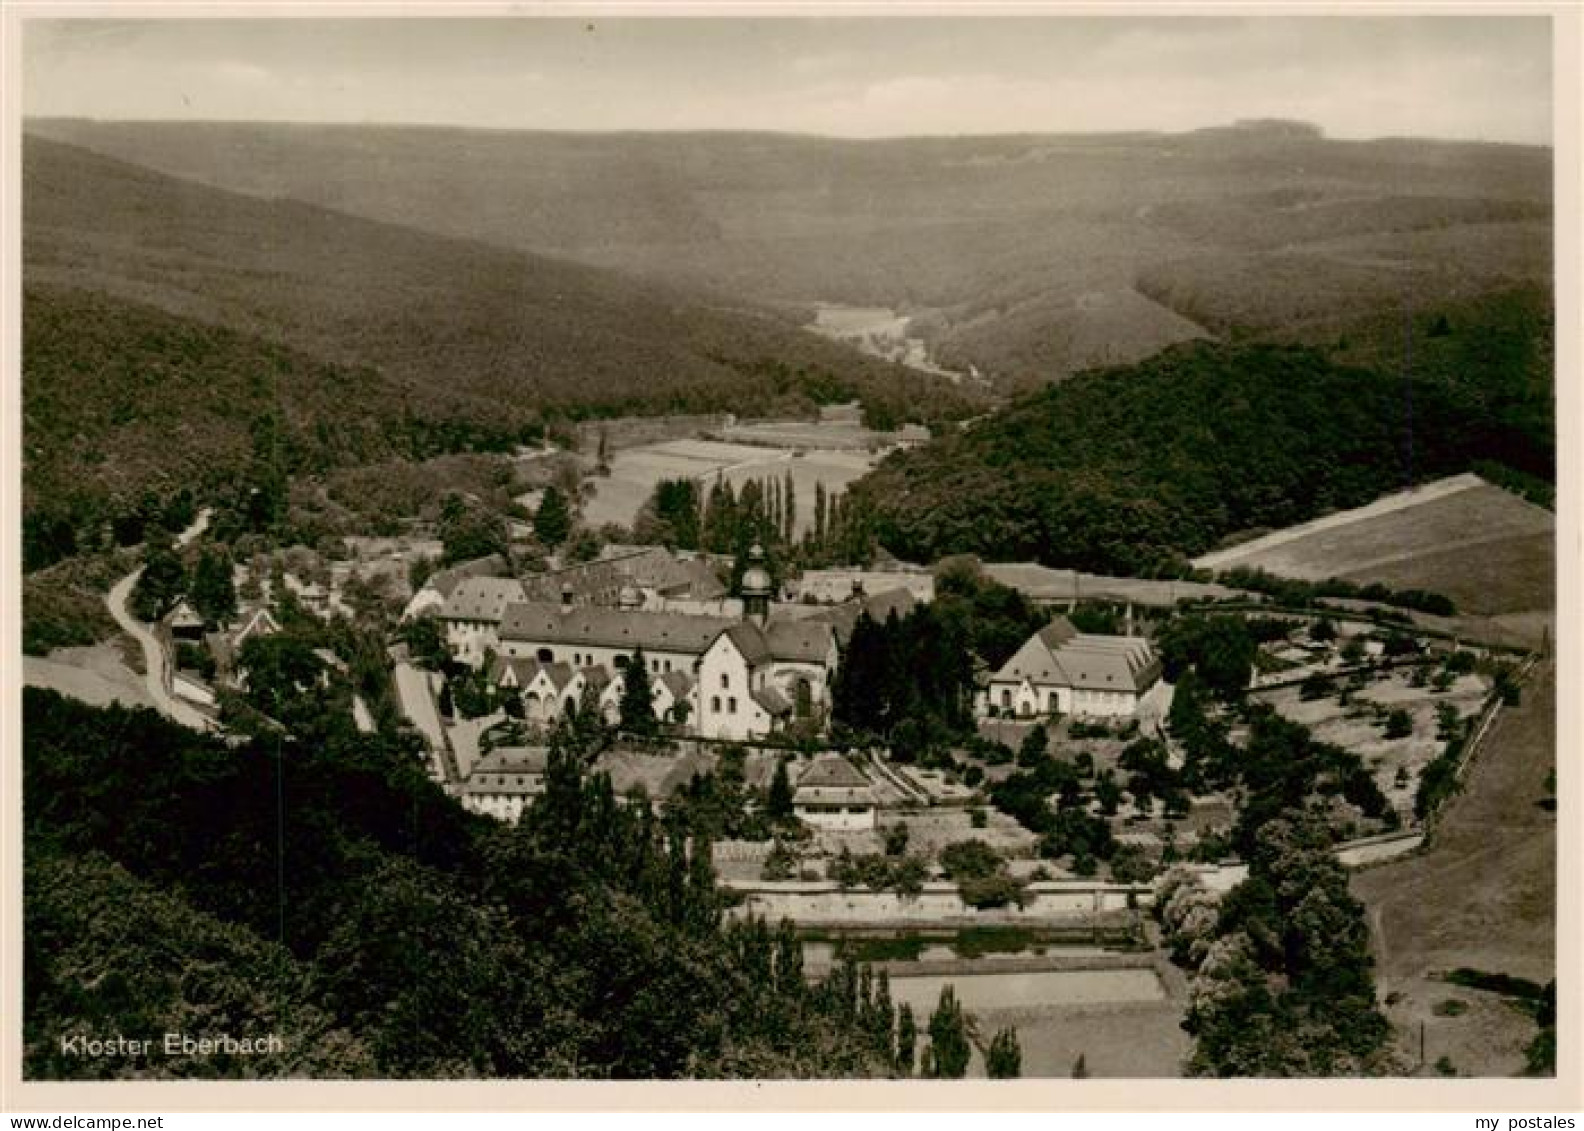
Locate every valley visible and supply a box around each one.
[17,108,1559,1087]
[25,119,1551,391]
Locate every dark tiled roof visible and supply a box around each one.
[502,602,831,666]
[764,620,834,664]
[502,602,737,654]
[991,619,1161,693]
[807,587,919,645]
[429,554,513,599]
[796,754,871,790]
[461,745,549,795]
[521,546,726,604]
[725,623,773,666]
[1037,617,1079,650]
[440,576,528,623]
[659,670,695,699]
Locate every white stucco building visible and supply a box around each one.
[979,616,1162,720]
[438,576,529,666]
[792,754,878,831]
[458,745,549,823]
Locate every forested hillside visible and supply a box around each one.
[851,336,1551,577]
[23,135,976,431]
[21,286,477,567]
[28,119,1551,389]
[23,689,900,1079]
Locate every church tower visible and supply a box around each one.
[740,543,772,627]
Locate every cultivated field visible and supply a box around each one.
[1352,661,1556,1076]
[581,434,880,538]
[1193,474,1554,617]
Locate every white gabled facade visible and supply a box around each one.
[697,631,773,741]
[979,616,1162,720]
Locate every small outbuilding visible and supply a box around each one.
[793,753,877,832]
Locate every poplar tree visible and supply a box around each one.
[927,986,971,1078]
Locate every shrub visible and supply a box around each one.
[1383,709,1413,739]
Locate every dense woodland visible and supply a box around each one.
[852,328,1553,577]
[23,689,937,1079]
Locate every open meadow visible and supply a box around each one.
[1352,661,1556,1075]
[1193,474,1554,617]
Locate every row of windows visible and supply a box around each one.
[535,647,681,675]
[709,695,739,715]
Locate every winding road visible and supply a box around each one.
[102,508,218,733]
[106,569,215,732]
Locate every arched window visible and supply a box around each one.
[710,696,721,713]
[537,648,554,663]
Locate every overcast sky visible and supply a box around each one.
[22,15,1554,144]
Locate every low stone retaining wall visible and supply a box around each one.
[727,879,1153,926]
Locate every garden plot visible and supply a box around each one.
[1253,671,1489,814]
[889,807,1038,858]
[581,435,880,537]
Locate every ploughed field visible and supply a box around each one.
[1193,474,1554,617]
[581,434,880,538]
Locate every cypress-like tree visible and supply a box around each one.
[534,485,572,548]
[986,1027,1022,1078]
[926,985,971,1078]
[767,757,795,821]
[783,470,797,544]
[619,649,657,735]
[895,1002,917,1076]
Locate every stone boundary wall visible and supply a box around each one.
[726,879,1153,926]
